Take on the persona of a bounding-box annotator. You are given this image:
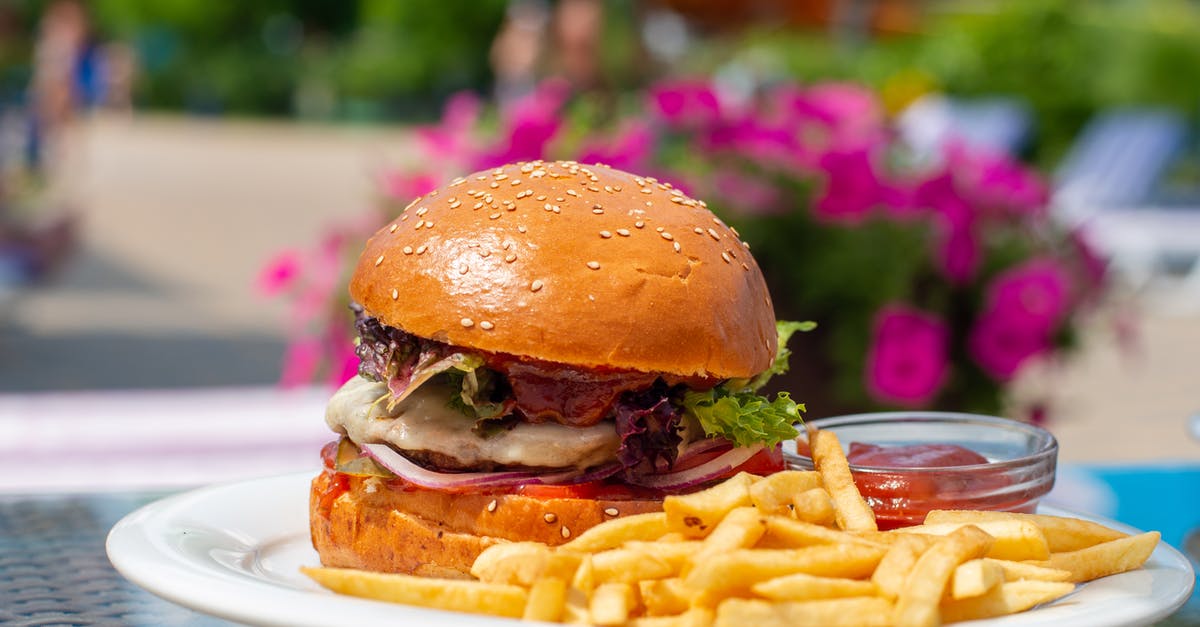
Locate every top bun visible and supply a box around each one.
[350,161,776,378]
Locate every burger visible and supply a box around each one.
[310,160,810,577]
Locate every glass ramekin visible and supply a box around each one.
[787,412,1058,529]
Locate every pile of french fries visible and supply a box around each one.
[303,428,1160,626]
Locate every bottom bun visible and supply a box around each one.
[309,470,663,577]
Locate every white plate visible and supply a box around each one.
[107,472,1195,627]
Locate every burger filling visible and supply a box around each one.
[325,304,813,490]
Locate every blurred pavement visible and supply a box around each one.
[1,114,1197,464]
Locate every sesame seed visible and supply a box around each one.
[616,228,630,237]
[389,223,398,233]
[518,225,528,233]
[530,280,543,292]
[674,241,681,252]
[708,228,721,240]
[543,513,557,523]
[613,185,623,192]
[450,177,466,186]
[473,202,484,210]
[424,221,434,229]
[592,208,604,215]
[487,499,497,512]
[634,177,645,186]
[449,200,461,209]
[670,196,684,204]
[694,227,704,234]
[479,250,491,258]
[400,214,409,221]
[604,507,619,516]
[505,254,517,263]
[561,526,571,539]
[416,206,428,216]
[543,203,553,211]
[567,189,579,197]
[721,252,731,263]
[495,174,508,180]
[416,245,428,254]
[484,194,493,204]
[414,220,425,230]
[588,186,600,192]
[475,175,487,181]
[503,242,512,250]
[555,196,565,202]
[490,213,501,220]
[404,198,419,211]
[742,262,750,271]
[511,179,521,186]
[480,321,495,330]
[661,232,674,241]
[374,254,385,266]
[459,264,469,275]
[743,241,751,249]
[531,170,546,178]
[604,185,614,193]
[586,261,601,270]
[731,227,741,237]
[536,195,547,201]
[655,226,664,232]
[402,246,413,255]
[460,317,474,328]
[641,187,653,194]
[520,163,534,173]
[713,217,724,225]
[599,230,612,238]
[635,221,645,228]
[552,206,561,213]
[489,182,499,189]
[728,248,737,259]
[391,289,399,300]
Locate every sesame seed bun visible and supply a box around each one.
[350,161,777,378]
[309,471,661,576]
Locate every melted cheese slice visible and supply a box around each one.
[326,376,620,469]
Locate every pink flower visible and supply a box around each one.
[256,250,302,296]
[865,305,950,407]
[915,171,979,284]
[986,259,1073,330]
[647,79,722,129]
[416,91,481,159]
[814,146,905,223]
[279,338,322,388]
[947,143,1048,216]
[782,83,882,137]
[381,171,440,202]
[968,308,1052,381]
[577,120,655,171]
[1069,230,1108,291]
[476,80,569,168]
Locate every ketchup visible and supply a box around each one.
[844,442,1022,530]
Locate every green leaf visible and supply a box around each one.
[681,389,806,448]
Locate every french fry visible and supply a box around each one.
[715,597,893,627]
[625,540,702,574]
[590,582,639,626]
[639,578,692,616]
[950,559,1004,599]
[524,577,568,622]
[628,607,715,627]
[693,507,768,564]
[759,515,886,550]
[893,525,994,627]
[751,572,878,601]
[940,580,1076,623]
[925,509,1128,553]
[684,544,884,596]
[559,512,669,553]
[749,470,823,515]
[592,548,674,583]
[470,541,553,585]
[807,428,877,532]
[302,567,528,617]
[1039,531,1160,583]
[871,534,926,601]
[894,520,1050,561]
[790,487,837,527]
[664,472,758,538]
[982,558,1071,582]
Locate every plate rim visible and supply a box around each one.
[106,471,1196,627]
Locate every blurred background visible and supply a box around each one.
[0,0,1197,620]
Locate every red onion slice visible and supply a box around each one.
[675,437,732,463]
[625,443,765,490]
[360,443,580,490]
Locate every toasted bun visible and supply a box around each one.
[310,471,662,576]
[350,161,776,379]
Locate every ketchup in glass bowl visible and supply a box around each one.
[787,412,1058,530]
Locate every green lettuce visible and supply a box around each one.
[681,320,815,447]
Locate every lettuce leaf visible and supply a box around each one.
[682,389,805,448]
